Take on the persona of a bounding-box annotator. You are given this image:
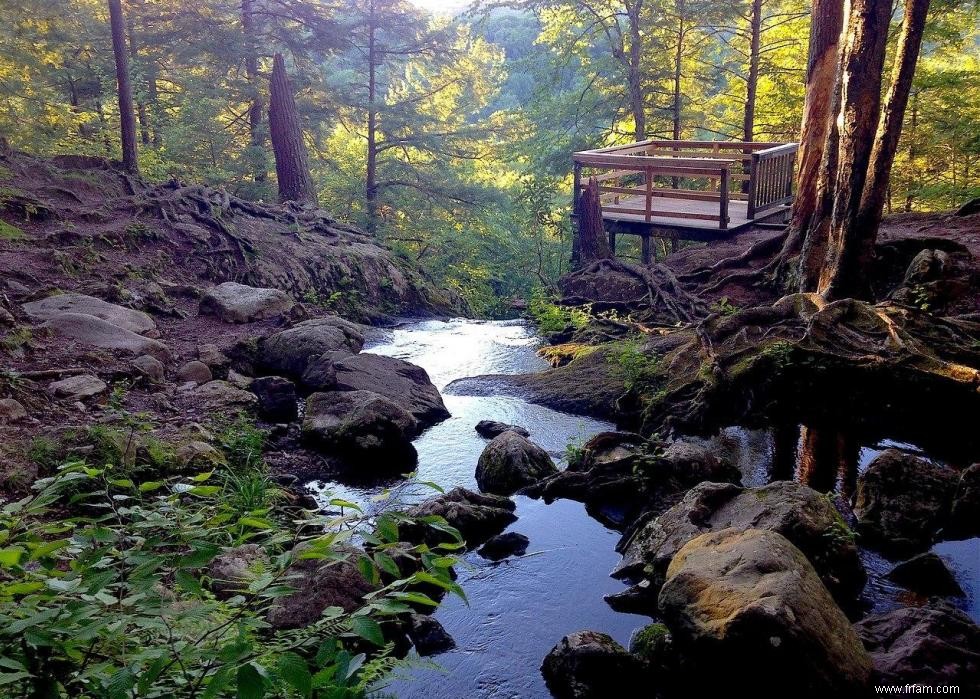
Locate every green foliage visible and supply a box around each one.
[630,623,671,658]
[0,460,464,698]
[613,339,660,391]
[527,293,588,334]
[216,415,266,471]
[0,220,26,240]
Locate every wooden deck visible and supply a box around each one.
[572,139,798,262]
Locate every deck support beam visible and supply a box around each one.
[641,235,651,264]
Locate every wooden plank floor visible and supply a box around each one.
[601,193,749,229]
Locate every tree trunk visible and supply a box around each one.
[817,0,907,299]
[242,0,265,182]
[577,178,611,263]
[854,0,931,238]
[268,53,317,206]
[627,0,645,141]
[672,4,684,141]
[775,0,844,287]
[743,0,762,143]
[365,0,379,233]
[125,16,150,146]
[108,0,139,174]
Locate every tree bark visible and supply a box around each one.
[365,0,379,232]
[817,0,905,299]
[108,0,139,174]
[743,0,762,143]
[242,0,265,182]
[626,0,645,141]
[577,178,611,263]
[672,2,685,141]
[268,53,317,206]
[125,15,150,146]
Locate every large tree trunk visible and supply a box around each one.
[672,2,684,141]
[577,178,611,264]
[125,15,150,146]
[816,0,909,299]
[626,0,645,141]
[743,0,762,143]
[366,1,379,233]
[242,0,265,182]
[108,0,139,174]
[268,53,317,206]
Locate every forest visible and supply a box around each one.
[1,0,979,697]
[2,0,977,313]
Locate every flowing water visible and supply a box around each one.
[307,318,979,699]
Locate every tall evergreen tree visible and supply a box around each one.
[268,52,317,205]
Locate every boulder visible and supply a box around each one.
[407,614,455,656]
[252,376,298,422]
[199,282,294,323]
[42,312,170,360]
[0,398,27,423]
[48,374,107,401]
[407,487,517,548]
[614,481,865,608]
[855,449,958,554]
[23,293,156,334]
[267,546,378,629]
[299,351,344,391]
[948,462,980,539]
[131,354,165,382]
[191,380,258,410]
[303,390,418,466]
[855,603,980,692]
[475,420,529,439]
[658,528,872,695]
[177,360,212,385]
[475,431,558,496]
[176,441,227,471]
[886,552,964,598]
[197,344,229,369]
[541,631,646,699]
[207,544,268,599]
[259,316,364,378]
[477,531,529,561]
[332,353,449,428]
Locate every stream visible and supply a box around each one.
[307,318,979,699]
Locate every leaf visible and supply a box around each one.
[237,663,266,699]
[188,485,221,497]
[0,672,30,686]
[191,471,215,482]
[350,616,384,647]
[237,516,274,530]
[138,481,164,493]
[202,667,232,699]
[276,652,312,698]
[376,515,399,543]
[0,547,24,567]
[373,552,401,578]
[328,498,362,512]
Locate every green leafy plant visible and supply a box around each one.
[613,339,660,391]
[0,461,464,698]
[526,292,589,334]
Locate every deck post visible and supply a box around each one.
[641,234,651,264]
[644,166,653,222]
[608,230,616,257]
[747,153,759,219]
[571,162,582,267]
[719,165,730,230]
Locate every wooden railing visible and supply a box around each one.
[572,139,798,229]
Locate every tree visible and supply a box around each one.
[268,52,317,205]
[107,0,139,173]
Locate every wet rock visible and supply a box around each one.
[0,398,28,423]
[4,279,29,296]
[886,552,964,598]
[948,463,980,539]
[527,434,741,529]
[199,282,294,323]
[226,369,253,390]
[0,308,14,327]
[332,353,449,428]
[407,487,517,548]
[475,420,529,439]
[475,431,558,496]
[43,312,170,360]
[541,631,646,699]
[407,614,455,656]
[299,351,343,391]
[23,293,156,334]
[855,449,958,554]
[259,316,364,378]
[613,480,865,609]
[303,390,418,466]
[191,380,258,410]
[132,354,165,382]
[48,374,107,401]
[629,623,676,677]
[252,376,298,422]
[478,531,529,561]
[267,546,378,629]
[177,360,212,385]
[207,544,268,599]
[197,343,229,370]
[658,528,872,695]
[855,603,980,692]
